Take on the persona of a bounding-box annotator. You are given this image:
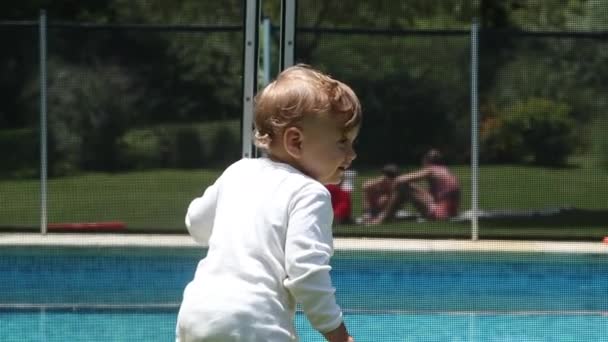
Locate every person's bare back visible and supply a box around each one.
[364,149,460,224]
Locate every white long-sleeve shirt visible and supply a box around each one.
[176,157,343,341]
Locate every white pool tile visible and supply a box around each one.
[1,233,606,254]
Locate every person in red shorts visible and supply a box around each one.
[369,149,460,224]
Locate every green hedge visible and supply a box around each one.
[481,98,581,166]
[119,120,241,170]
[0,120,241,179]
[0,128,39,178]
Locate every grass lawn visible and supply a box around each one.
[1,164,607,241]
[0,170,218,232]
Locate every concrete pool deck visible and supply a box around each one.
[1,233,607,254]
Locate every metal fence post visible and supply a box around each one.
[262,17,271,86]
[242,0,260,159]
[279,0,296,70]
[470,19,480,241]
[39,9,48,235]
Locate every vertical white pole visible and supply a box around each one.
[242,0,259,159]
[470,19,480,241]
[279,0,296,70]
[262,17,271,86]
[39,10,48,235]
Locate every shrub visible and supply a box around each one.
[47,62,139,175]
[481,98,580,166]
[349,71,464,165]
[174,128,205,169]
[598,118,608,171]
[120,121,240,170]
[209,126,240,167]
[0,128,39,178]
[118,129,164,169]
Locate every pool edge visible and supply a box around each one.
[0,233,607,254]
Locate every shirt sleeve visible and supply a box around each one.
[185,180,219,246]
[283,184,343,333]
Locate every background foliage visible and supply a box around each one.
[0,0,606,237]
[0,0,607,175]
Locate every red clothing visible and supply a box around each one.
[326,184,352,223]
[427,198,459,220]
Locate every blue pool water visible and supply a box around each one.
[1,246,607,341]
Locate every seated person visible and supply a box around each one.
[367,149,460,224]
[326,180,352,224]
[360,163,400,222]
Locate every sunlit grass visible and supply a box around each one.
[1,163,606,240]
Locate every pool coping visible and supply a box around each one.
[1,233,607,254]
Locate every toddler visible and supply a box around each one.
[176,64,361,341]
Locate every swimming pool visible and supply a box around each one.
[1,246,607,341]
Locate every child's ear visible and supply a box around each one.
[283,127,303,159]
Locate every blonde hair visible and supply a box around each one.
[253,64,362,150]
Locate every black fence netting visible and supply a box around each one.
[295,0,473,237]
[45,25,243,231]
[0,0,607,239]
[294,0,608,240]
[0,13,244,232]
[0,24,41,228]
[1,2,608,342]
[476,31,608,237]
